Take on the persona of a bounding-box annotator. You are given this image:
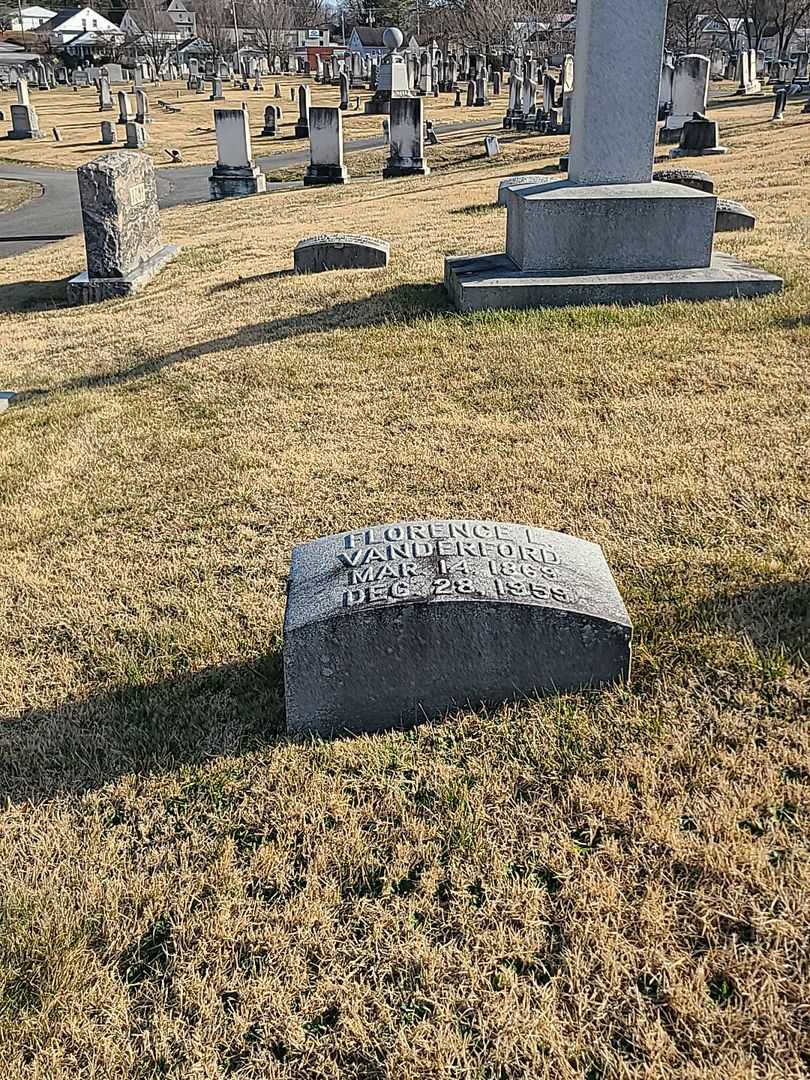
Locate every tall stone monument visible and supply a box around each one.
[67,151,178,303]
[364,27,412,114]
[444,0,782,310]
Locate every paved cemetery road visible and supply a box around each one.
[0,117,497,261]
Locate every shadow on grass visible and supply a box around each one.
[209,267,296,292]
[693,580,810,658]
[14,282,451,404]
[0,276,73,313]
[450,202,502,216]
[0,652,285,805]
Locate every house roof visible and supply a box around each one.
[37,8,83,31]
[124,7,182,34]
[351,26,385,47]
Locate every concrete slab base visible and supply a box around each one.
[208,164,266,200]
[444,252,783,312]
[671,145,728,157]
[382,162,430,178]
[303,164,349,185]
[67,244,179,304]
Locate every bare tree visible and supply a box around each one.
[248,0,292,66]
[711,0,773,50]
[666,0,704,51]
[769,0,810,54]
[195,0,232,61]
[124,0,178,73]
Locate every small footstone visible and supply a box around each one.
[652,168,714,193]
[283,519,633,736]
[294,234,389,273]
[715,198,756,231]
[0,391,16,413]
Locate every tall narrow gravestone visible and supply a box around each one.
[283,519,632,736]
[209,107,266,198]
[444,0,782,311]
[67,151,178,304]
[7,103,43,139]
[383,96,429,177]
[304,106,349,184]
[294,84,311,138]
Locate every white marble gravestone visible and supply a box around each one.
[209,107,266,198]
[304,106,348,185]
[661,55,710,142]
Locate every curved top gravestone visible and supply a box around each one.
[283,519,632,736]
[293,234,390,273]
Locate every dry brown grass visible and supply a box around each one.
[0,77,507,170]
[0,95,808,1080]
[0,177,38,212]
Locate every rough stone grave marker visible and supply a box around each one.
[67,151,178,303]
[284,519,632,736]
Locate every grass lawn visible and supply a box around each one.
[0,95,808,1079]
[0,178,39,212]
[0,77,508,171]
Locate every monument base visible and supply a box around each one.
[506,181,716,273]
[382,161,430,178]
[303,163,349,185]
[363,97,391,114]
[443,252,783,312]
[658,125,684,144]
[6,129,45,139]
[67,244,179,305]
[671,145,728,157]
[293,122,309,138]
[208,163,266,199]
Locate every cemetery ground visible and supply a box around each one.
[0,77,507,171]
[0,97,808,1078]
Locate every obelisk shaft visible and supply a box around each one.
[568,0,668,186]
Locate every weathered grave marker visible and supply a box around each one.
[209,107,266,198]
[67,151,178,303]
[304,106,349,184]
[294,234,389,273]
[284,519,632,736]
[383,97,429,177]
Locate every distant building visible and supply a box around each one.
[121,0,196,46]
[297,27,330,49]
[347,26,386,59]
[36,7,124,53]
[9,5,56,31]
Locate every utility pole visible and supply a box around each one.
[232,0,241,70]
